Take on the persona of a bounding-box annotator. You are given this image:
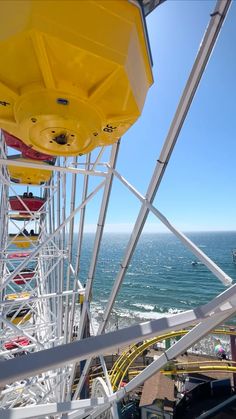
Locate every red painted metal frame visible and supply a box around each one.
[3,130,55,163]
[9,196,46,212]
[4,337,31,350]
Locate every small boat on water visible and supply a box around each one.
[232,250,236,263]
[191,260,203,266]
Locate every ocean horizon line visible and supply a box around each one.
[81,230,236,234]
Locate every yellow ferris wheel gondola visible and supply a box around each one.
[5,292,30,302]
[10,214,35,222]
[8,156,52,185]
[5,292,31,325]
[0,0,153,157]
[9,232,39,249]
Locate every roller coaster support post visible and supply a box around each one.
[79,294,90,399]
[165,338,171,349]
[230,327,236,389]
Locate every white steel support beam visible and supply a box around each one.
[112,167,232,286]
[1,282,236,387]
[69,143,120,398]
[78,141,120,339]
[64,156,78,344]
[76,311,236,419]
[1,308,235,419]
[73,0,232,397]
[70,153,91,336]
[0,289,81,307]
[0,317,44,350]
[97,0,232,334]
[0,400,112,419]
[0,158,107,177]
[0,172,40,220]
[86,307,119,419]
[91,147,105,171]
[0,0,232,414]
[74,153,91,279]
[0,179,106,291]
[123,310,235,394]
[71,405,113,419]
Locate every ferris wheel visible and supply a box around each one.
[0,1,235,418]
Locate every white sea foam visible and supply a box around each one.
[131,303,155,311]
[89,302,184,327]
[168,307,182,314]
[132,311,170,320]
[75,304,231,357]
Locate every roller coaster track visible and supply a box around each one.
[127,361,236,378]
[110,328,236,390]
[163,360,236,375]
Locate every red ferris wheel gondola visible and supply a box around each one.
[3,130,56,164]
[3,336,31,351]
[9,194,46,212]
[9,268,35,285]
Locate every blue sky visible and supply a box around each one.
[89,0,236,233]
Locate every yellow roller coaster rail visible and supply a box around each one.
[127,361,236,378]
[163,358,236,376]
[109,327,236,390]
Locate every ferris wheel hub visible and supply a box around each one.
[13,89,101,156]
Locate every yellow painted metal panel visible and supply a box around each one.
[0,0,153,156]
[8,313,32,325]
[5,293,30,301]
[8,158,52,185]
[9,234,39,248]
[10,214,34,221]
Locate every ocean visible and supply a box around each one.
[7,231,236,356]
[72,231,236,333]
[70,231,236,356]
